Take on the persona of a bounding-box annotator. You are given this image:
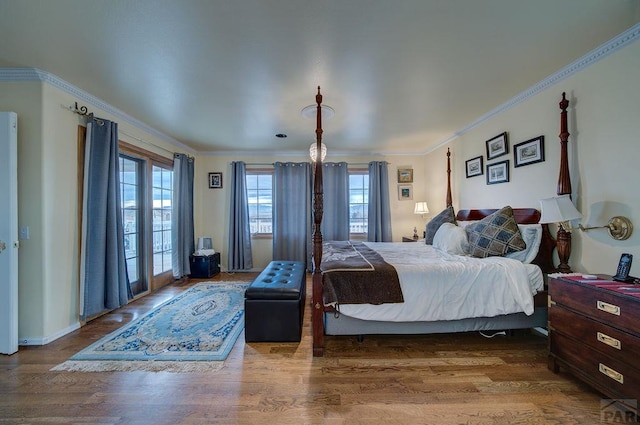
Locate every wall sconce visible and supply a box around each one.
[579,216,633,240]
[539,195,582,273]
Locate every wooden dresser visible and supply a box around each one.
[548,275,640,411]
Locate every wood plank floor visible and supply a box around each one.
[0,273,607,424]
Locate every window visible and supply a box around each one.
[152,165,173,275]
[349,170,369,235]
[246,170,273,235]
[245,167,369,237]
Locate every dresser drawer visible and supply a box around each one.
[549,304,640,367]
[550,332,640,400]
[549,279,640,332]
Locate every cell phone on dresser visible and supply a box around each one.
[613,253,634,282]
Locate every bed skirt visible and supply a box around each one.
[324,306,548,335]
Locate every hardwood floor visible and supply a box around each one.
[0,273,606,424]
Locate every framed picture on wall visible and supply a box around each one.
[208,172,223,189]
[465,156,484,178]
[486,132,509,160]
[514,136,545,167]
[398,184,413,200]
[397,168,413,183]
[486,160,509,185]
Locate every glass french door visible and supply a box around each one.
[120,155,147,296]
[119,153,174,296]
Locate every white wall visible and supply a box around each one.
[453,40,640,275]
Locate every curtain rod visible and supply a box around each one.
[244,162,370,167]
[70,101,175,157]
[69,102,104,125]
[119,129,175,157]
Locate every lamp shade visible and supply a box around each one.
[309,142,327,162]
[414,201,429,215]
[539,195,582,224]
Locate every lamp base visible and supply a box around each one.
[556,225,573,273]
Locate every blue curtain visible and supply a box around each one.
[321,162,350,240]
[228,161,253,270]
[172,153,195,278]
[80,118,130,320]
[368,161,392,242]
[273,162,312,265]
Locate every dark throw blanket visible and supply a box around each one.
[321,241,404,306]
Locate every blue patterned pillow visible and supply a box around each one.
[465,206,526,258]
[425,206,456,245]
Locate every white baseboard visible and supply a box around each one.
[19,322,81,346]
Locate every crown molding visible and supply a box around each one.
[425,22,640,155]
[0,67,195,155]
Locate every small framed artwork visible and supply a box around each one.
[398,184,413,200]
[397,168,413,183]
[486,160,509,185]
[486,132,509,160]
[465,156,484,178]
[208,172,223,189]
[514,135,545,167]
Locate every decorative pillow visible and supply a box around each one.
[505,224,542,264]
[465,206,526,258]
[425,206,456,245]
[433,222,469,255]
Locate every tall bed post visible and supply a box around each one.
[555,92,573,273]
[312,87,325,357]
[557,92,571,196]
[446,148,452,208]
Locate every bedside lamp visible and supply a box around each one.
[539,195,582,273]
[414,202,429,239]
[414,202,429,218]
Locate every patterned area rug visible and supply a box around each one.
[52,282,248,372]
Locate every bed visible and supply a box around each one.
[310,88,567,357]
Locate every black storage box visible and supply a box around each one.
[244,261,306,342]
[189,253,220,278]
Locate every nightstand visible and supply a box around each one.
[189,252,220,278]
[548,275,640,413]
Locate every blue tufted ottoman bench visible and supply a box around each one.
[244,261,306,342]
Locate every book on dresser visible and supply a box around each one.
[548,274,640,414]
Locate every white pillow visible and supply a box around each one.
[505,224,542,264]
[456,220,477,229]
[433,222,469,255]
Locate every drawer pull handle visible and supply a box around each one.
[599,363,624,384]
[597,332,621,350]
[597,300,620,316]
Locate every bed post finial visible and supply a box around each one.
[446,148,452,208]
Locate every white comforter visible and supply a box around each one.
[334,242,544,322]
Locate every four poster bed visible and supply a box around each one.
[310,88,569,357]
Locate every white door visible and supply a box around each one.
[0,112,18,355]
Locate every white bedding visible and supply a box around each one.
[333,242,544,323]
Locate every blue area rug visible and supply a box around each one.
[52,282,248,372]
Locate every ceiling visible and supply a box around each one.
[1,1,638,155]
